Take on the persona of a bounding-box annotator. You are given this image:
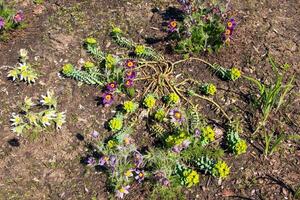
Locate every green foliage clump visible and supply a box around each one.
[200,126,215,145]
[154,108,166,122]
[143,94,156,109]
[194,157,230,179]
[200,83,217,95]
[245,57,294,134]
[214,65,242,81]
[0,1,25,40]
[123,101,138,114]
[172,2,228,53]
[7,49,38,84]
[176,165,200,188]
[166,92,180,104]
[165,131,189,147]
[10,91,66,138]
[212,160,230,179]
[226,125,247,155]
[109,116,123,132]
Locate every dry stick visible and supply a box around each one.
[194,94,231,122]
[143,80,155,96]
[135,76,152,81]
[165,79,190,104]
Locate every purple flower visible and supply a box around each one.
[13,10,24,23]
[181,139,191,149]
[134,151,143,168]
[124,59,136,69]
[194,128,201,138]
[177,0,192,13]
[109,155,117,168]
[169,108,185,123]
[227,18,237,30]
[168,19,178,33]
[177,0,190,4]
[154,171,170,187]
[87,157,96,165]
[99,156,109,166]
[172,145,182,153]
[91,130,99,138]
[125,70,137,79]
[124,79,134,88]
[161,178,170,186]
[116,185,130,199]
[102,93,114,106]
[106,81,117,92]
[134,169,145,183]
[0,17,5,29]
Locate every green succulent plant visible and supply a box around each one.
[123,101,138,114]
[212,160,230,179]
[143,94,156,109]
[167,92,180,105]
[109,116,123,132]
[154,108,166,122]
[200,83,217,95]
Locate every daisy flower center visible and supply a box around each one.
[127,61,134,67]
[105,95,111,100]
[119,188,125,193]
[174,112,181,119]
[110,83,115,88]
[227,22,233,28]
[225,29,231,35]
[171,21,177,28]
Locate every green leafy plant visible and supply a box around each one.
[10,91,66,138]
[263,131,285,156]
[0,1,25,40]
[200,83,217,95]
[245,57,295,134]
[123,101,138,114]
[109,115,124,132]
[166,0,236,53]
[194,156,230,179]
[143,94,156,109]
[226,125,247,155]
[7,49,38,84]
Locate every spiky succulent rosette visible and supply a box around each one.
[62,63,103,85]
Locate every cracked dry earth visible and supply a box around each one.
[0,0,299,200]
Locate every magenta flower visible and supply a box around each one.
[124,79,134,88]
[125,71,137,79]
[169,108,185,123]
[116,185,130,199]
[168,19,178,33]
[106,81,117,92]
[0,17,5,29]
[124,59,136,69]
[102,93,114,106]
[13,10,24,23]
